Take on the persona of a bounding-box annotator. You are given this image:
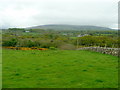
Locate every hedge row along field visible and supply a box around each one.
[2,49,118,88]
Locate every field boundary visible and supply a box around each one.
[77,47,119,56]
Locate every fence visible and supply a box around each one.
[77,47,119,56]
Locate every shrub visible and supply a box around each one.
[49,47,57,50]
[17,40,41,47]
[2,38,18,47]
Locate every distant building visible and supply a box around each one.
[77,34,89,37]
[25,31,30,32]
[62,33,67,36]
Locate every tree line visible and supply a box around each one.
[2,35,118,49]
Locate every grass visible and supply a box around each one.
[0,48,2,89]
[2,49,118,88]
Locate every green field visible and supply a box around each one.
[2,49,118,88]
[0,63,1,89]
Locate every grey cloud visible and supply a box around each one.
[0,0,118,29]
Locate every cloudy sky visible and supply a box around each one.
[0,0,119,29]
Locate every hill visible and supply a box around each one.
[27,24,112,30]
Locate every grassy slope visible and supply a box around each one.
[2,49,118,88]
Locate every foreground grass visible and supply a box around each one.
[2,49,118,88]
[0,48,2,89]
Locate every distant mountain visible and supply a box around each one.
[27,24,112,31]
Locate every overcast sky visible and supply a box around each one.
[0,0,119,29]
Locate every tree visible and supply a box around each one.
[2,38,18,47]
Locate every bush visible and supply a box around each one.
[2,38,18,47]
[49,47,57,50]
[17,40,41,47]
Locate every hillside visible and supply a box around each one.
[27,24,112,30]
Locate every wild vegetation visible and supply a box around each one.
[2,28,118,49]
